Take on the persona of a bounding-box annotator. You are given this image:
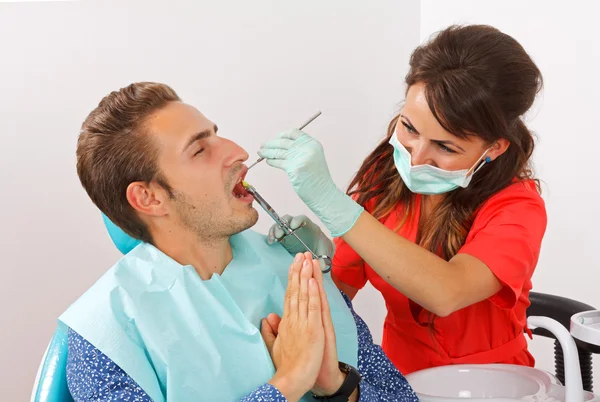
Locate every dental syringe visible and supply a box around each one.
[241,180,332,273]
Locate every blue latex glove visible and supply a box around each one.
[257,129,364,237]
[267,214,335,258]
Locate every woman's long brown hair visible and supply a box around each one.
[348,24,543,261]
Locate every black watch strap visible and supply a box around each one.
[312,361,361,401]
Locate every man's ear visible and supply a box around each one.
[126,181,169,217]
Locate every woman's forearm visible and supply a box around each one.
[342,212,500,316]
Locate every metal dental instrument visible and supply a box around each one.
[247,110,322,170]
[241,181,332,273]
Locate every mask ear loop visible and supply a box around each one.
[466,150,493,177]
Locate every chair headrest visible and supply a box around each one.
[101,213,142,255]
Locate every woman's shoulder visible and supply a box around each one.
[491,179,544,202]
[476,179,547,224]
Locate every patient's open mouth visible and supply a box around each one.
[232,169,253,202]
[232,180,250,198]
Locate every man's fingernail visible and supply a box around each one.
[294,254,302,262]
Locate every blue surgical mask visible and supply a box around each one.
[388,131,492,195]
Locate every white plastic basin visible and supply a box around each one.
[405,364,598,402]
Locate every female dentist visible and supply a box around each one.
[257,24,548,375]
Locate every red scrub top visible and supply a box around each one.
[332,180,547,375]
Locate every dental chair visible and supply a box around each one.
[30,215,139,402]
[527,292,600,392]
[30,321,74,402]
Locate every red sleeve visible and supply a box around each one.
[331,193,381,289]
[457,181,547,309]
[332,236,368,289]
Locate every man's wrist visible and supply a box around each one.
[269,371,308,402]
[312,362,362,401]
[311,369,347,397]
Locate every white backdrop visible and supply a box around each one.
[3,0,598,399]
[421,0,600,375]
[0,0,420,399]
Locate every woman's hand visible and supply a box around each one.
[258,129,364,237]
[267,214,335,258]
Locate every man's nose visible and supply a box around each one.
[222,138,249,166]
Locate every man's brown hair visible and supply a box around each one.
[76,82,180,243]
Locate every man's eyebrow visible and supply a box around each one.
[182,124,218,153]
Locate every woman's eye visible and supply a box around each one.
[402,121,417,134]
[194,148,204,156]
[437,143,456,154]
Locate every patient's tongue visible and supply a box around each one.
[232,182,248,197]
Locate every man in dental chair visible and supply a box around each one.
[63,81,418,402]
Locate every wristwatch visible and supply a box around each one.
[312,362,362,401]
